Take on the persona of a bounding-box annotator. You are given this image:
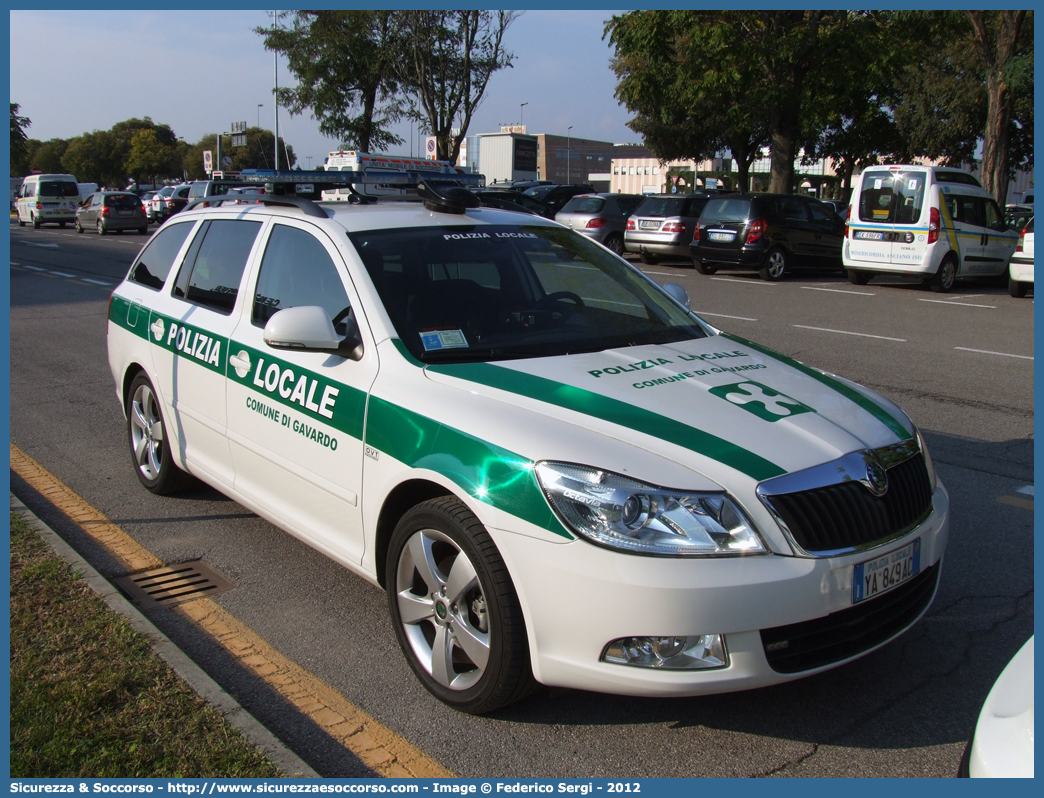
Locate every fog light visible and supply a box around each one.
[601,634,727,670]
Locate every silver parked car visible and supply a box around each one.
[75,191,149,235]
[555,193,644,255]
[624,193,714,265]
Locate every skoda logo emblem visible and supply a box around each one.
[865,461,888,496]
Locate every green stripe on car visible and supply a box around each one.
[723,334,912,441]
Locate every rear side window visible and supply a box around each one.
[635,197,685,218]
[682,197,710,217]
[615,196,644,215]
[700,197,752,223]
[128,221,194,290]
[252,224,351,328]
[39,181,79,198]
[561,197,605,214]
[173,220,262,314]
[858,170,926,225]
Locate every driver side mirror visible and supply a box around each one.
[662,283,690,309]
[263,305,364,361]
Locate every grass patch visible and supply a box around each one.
[10,511,285,778]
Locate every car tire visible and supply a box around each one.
[139,226,148,235]
[604,234,624,255]
[1009,276,1028,298]
[847,269,870,285]
[18,219,25,227]
[59,221,66,229]
[126,372,193,495]
[32,215,40,229]
[75,219,83,233]
[759,248,787,281]
[386,496,535,714]
[639,252,659,265]
[930,256,957,293]
[693,260,717,275]
[97,220,106,236]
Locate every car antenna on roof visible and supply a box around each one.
[417,180,481,215]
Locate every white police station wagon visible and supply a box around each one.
[107,167,949,713]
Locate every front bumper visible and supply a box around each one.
[493,482,949,696]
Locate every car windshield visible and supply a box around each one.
[350,224,707,363]
[701,197,753,223]
[524,185,556,200]
[857,169,927,225]
[560,196,605,214]
[634,197,686,218]
[105,194,141,208]
[39,181,79,198]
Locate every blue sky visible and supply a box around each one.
[10,10,639,168]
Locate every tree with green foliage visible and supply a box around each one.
[400,10,519,163]
[607,10,769,193]
[11,103,32,176]
[61,131,118,185]
[184,130,295,181]
[257,10,407,153]
[125,129,181,187]
[30,138,70,175]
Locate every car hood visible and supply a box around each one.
[422,333,913,484]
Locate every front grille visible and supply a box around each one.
[761,562,939,674]
[763,453,932,554]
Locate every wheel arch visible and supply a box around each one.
[373,478,454,589]
[121,362,148,416]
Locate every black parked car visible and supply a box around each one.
[473,189,548,216]
[523,184,596,218]
[690,193,845,281]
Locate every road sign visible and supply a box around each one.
[231,121,247,133]
[231,134,248,147]
[425,136,437,160]
[203,150,213,174]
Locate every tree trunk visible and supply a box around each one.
[768,89,802,194]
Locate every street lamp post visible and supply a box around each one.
[566,126,573,184]
[520,101,528,129]
[257,104,263,129]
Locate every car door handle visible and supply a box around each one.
[228,352,251,372]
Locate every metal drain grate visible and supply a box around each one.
[114,560,235,610]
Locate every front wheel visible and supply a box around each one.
[386,497,534,714]
[126,373,192,494]
[58,221,66,229]
[693,260,717,275]
[1009,276,1028,298]
[759,248,787,281]
[847,268,870,285]
[75,219,83,233]
[930,257,957,293]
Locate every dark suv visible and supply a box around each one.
[691,193,845,280]
[523,184,595,218]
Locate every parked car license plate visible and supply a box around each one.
[709,231,734,242]
[640,220,660,230]
[855,230,884,240]
[852,538,920,604]
[117,210,134,216]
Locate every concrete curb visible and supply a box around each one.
[10,493,320,779]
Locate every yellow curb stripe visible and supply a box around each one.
[997,495,1034,511]
[10,443,455,779]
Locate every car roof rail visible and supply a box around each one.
[183,193,330,218]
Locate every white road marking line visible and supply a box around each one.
[954,347,1033,360]
[643,271,679,277]
[710,277,777,286]
[793,325,907,342]
[918,298,995,309]
[695,311,758,322]
[82,278,113,286]
[24,242,59,248]
[10,261,19,266]
[1016,485,1034,497]
[20,264,46,271]
[49,271,74,278]
[802,286,875,296]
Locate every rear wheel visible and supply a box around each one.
[58,221,66,228]
[930,256,957,293]
[847,269,870,285]
[759,248,787,281]
[32,215,40,229]
[639,251,659,265]
[75,218,83,233]
[18,218,25,227]
[97,220,106,236]
[1009,276,1028,298]
[139,225,148,235]
[694,260,717,275]
[386,497,535,714]
[604,233,624,255]
[126,373,193,494]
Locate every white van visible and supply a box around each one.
[843,165,1019,292]
[17,173,82,229]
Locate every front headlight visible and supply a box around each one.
[916,427,937,491]
[535,461,766,557]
